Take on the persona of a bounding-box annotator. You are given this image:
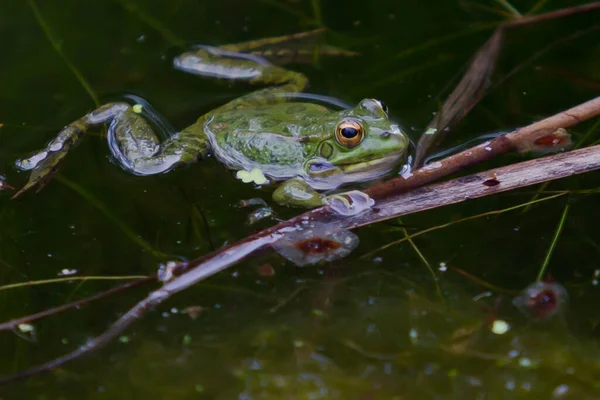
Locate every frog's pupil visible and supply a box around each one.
[341,127,358,139]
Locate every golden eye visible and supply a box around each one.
[335,120,364,148]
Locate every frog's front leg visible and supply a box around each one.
[273,178,375,215]
[13,103,208,197]
[272,178,325,208]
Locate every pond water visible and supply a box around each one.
[1,0,600,398]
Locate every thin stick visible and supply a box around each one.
[0,277,155,332]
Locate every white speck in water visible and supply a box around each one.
[508,349,519,358]
[47,253,52,257]
[231,271,239,278]
[58,269,77,276]
[553,384,569,397]
[594,269,600,278]
[519,357,532,367]
[514,226,520,231]
[491,320,510,334]
[409,328,418,342]
[162,312,169,318]
[438,262,447,272]
[136,34,146,43]
[505,380,515,390]
[171,308,178,314]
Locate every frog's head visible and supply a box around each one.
[303,99,409,190]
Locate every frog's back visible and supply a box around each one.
[203,102,330,179]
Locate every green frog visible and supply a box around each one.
[14,30,409,208]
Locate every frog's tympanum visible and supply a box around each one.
[14,31,409,208]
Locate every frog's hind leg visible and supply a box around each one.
[173,46,308,111]
[14,103,207,198]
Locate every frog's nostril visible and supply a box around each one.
[381,131,391,139]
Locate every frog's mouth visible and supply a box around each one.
[305,153,404,190]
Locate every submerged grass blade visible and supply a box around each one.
[395,217,443,301]
[362,192,567,259]
[526,0,552,16]
[0,275,148,292]
[494,0,523,18]
[27,0,99,107]
[56,175,166,257]
[537,202,570,281]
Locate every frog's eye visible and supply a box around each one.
[335,120,364,148]
[375,99,388,113]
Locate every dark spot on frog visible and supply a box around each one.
[381,131,391,139]
[286,104,307,114]
[294,238,341,254]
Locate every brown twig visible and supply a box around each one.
[0,276,155,332]
[368,96,600,200]
[2,98,600,384]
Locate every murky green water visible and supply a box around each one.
[1,0,600,398]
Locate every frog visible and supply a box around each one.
[13,30,409,209]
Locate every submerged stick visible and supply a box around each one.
[2,103,600,383]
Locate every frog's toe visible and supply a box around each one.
[324,190,375,216]
[12,149,68,198]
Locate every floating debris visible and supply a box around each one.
[490,319,510,335]
[238,197,268,208]
[182,306,204,320]
[256,263,275,277]
[157,260,182,282]
[236,168,268,185]
[247,206,275,225]
[57,268,78,276]
[15,323,36,342]
[0,175,14,191]
[513,280,568,320]
[272,222,359,266]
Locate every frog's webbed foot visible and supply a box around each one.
[13,102,207,198]
[324,190,375,216]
